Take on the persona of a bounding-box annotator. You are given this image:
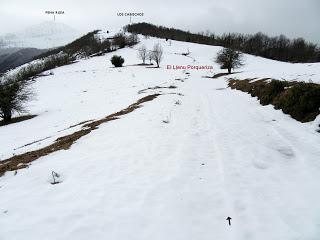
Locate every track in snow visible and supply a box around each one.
[1,37,320,240]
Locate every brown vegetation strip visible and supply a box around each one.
[0,94,160,177]
[228,78,320,123]
[14,119,94,150]
[57,120,94,133]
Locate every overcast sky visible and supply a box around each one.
[0,0,319,44]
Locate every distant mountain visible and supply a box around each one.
[0,48,46,74]
[0,22,81,49]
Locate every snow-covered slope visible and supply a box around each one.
[0,22,82,49]
[0,34,320,240]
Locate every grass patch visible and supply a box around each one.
[228,78,320,122]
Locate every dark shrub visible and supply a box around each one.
[111,55,124,67]
[274,83,320,122]
[216,48,244,73]
[0,78,33,123]
[260,80,288,105]
[113,33,127,49]
[228,79,320,122]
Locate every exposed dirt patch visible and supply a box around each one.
[0,115,37,127]
[228,78,320,122]
[211,72,232,79]
[203,72,241,79]
[145,66,160,69]
[138,85,177,94]
[128,63,154,66]
[0,94,160,177]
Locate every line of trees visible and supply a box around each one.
[35,31,139,60]
[126,22,320,63]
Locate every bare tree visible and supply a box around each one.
[147,50,153,64]
[151,43,163,67]
[0,77,33,123]
[215,47,244,74]
[137,45,147,64]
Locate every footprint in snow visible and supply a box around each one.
[277,147,295,159]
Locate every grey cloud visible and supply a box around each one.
[0,0,319,43]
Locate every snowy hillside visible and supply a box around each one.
[0,33,320,240]
[0,22,81,49]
